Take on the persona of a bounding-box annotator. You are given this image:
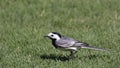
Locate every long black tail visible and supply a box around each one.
[81,45,110,52]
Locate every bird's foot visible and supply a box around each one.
[68,55,75,59]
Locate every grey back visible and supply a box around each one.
[55,36,78,48]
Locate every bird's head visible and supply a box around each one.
[44,32,62,41]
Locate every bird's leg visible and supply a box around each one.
[68,51,77,59]
[69,51,73,59]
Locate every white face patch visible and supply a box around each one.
[48,33,61,41]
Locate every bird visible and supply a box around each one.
[44,32,110,59]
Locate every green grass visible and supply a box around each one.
[0,0,120,68]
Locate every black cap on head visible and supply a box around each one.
[52,32,62,38]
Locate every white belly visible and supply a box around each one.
[58,47,77,51]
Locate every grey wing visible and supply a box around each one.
[73,41,89,47]
[55,36,77,48]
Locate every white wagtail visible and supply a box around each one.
[44,32,109,59]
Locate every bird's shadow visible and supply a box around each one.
[40,54,110,61]
[40,54,69,61]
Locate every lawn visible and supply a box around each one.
[0,0,120,68]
